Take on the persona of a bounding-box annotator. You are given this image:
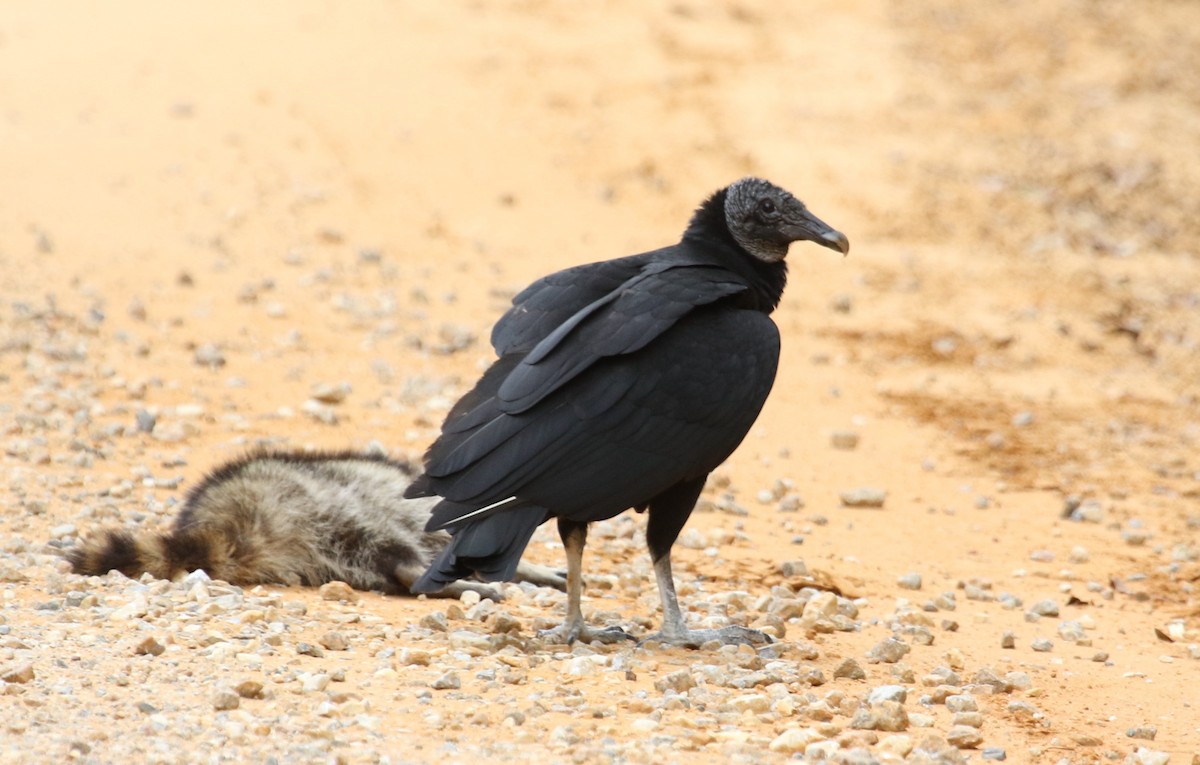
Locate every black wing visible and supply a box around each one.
[491,252,658,356]
[422,305,778,532]
[423,262,748,479]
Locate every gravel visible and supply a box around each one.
[840,487,888,508]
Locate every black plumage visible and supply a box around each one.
[407,177,848,646]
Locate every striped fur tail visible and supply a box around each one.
[67,526,223,582]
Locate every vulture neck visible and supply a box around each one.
[682,188,788,314]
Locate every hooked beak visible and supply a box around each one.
[786,207,850,256]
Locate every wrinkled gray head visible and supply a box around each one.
[723,177,850,263]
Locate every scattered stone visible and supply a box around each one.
[300,673,331,693]
[135,409,157,433]
[1000,631,1016,649]
[1130,748,1169,765]
[1122,529,1151,546]
[945,725,983,749]
[1058,621,1088,643]
[769,727,825,754]
[840,487,887,508]
[296,642,325,658]
[833,658,867,680]
[431,672,461,690]
[830,430,860,450]
[1126,726,1157,741]
[319,631,350,651]
[1030,638,1053,652]
[319,581,357,602]
[850,701,908,732]
[654,669,696,694]
[300,399,338,425]
[310,382,351,404]
[981,747,1007,760]
[779,559,808,577]
[1,663,35,684]
[212,689,240,711]
[135,637,165,657]
[193,343,226,368]
[1028,599,1059,618]
[897,573,923,590]
[945,695,977,713]
[973,668,1014,694]
[866,637,911,664]
[877,734,913,758]
[868,685,908,704]
[235,680,265,699]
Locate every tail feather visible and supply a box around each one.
[411,505,548,592]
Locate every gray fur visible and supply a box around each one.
[69,450,565,599]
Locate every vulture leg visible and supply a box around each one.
[537,518,633,645]
[642,477,773,648]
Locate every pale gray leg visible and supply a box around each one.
[536,520,632,645]
[641,553,772,649]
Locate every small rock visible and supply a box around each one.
[212,689,240,711]
[840,487,887,508]
[300,673,331,693]
[431,672,461,690]
[310,382,351,404]
[868,685,908,704]
[850,701,908,732]
[877,734,913,758]
[1122,529,1151,546]
[727,694,771,714]
[897,573,923,590]
[1000,631,1016,649]
[1,663,35,684]
[779,559,808,577]
[300,399,338,425]
[1028,599,1059,618]
[945,725,983,749]
[193,344,226,368]
[235,680,264,699]
[973,668,1014,694]
[296,642,325,658]
[866,637,911,664]
[769,727,825,754]
[135,409,157,433]
[833,658,866,680]
[945,695,977,713]
[654,669,696,694]
[420,612,449,632]
[1030,638,1053,652]
[1131,747,1169,765]
[981,747,1007,760]
[830,430,860,450]
[953,712,984,728]
[319,631,349,651]
[1058,621,1087,643]
[135,637,165,657]
[1126,726,1157,741]
[318,581,356,602]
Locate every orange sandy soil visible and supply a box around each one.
[2,2,1200,763]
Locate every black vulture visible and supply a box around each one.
[407,177,849,647]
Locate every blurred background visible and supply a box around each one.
[2,2,1200,758]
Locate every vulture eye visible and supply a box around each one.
[757,199,777,216]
